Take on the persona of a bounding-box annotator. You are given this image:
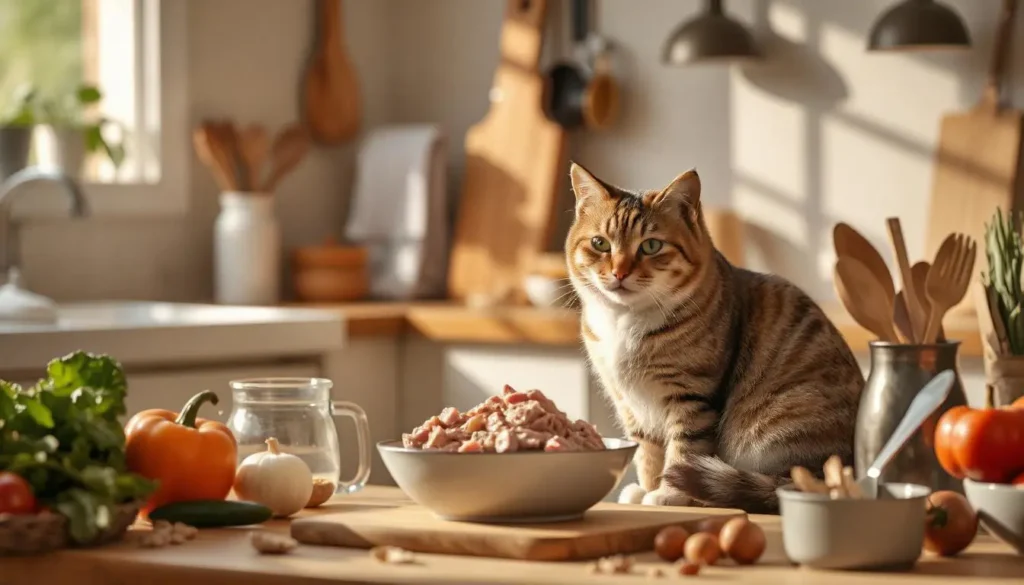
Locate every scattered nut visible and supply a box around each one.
[250,531,298,555]
[677,561,701,576]
[588,555,634,574]
[306,478,336,508]
[646,567,665,578]
[684,532,721,565]
[370,545,416,564]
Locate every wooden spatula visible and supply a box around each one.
[303,0,360,144]
[923,234,978,343]
[263,125,310,192]
[833,222,895,302]
[924,0,1023,316]
[886,218,927,341]
[834,256,900,343]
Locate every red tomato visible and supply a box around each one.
[934,405,970,479]
[951,406,1024,483]
[924,491,977,556]
[0,472,36,515]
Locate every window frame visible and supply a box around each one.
[10,0,190,219]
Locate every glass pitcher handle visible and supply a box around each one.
[330,400,372,493]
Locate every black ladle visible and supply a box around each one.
[543,0,617,130]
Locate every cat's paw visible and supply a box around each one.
[617,483,647,504]
[640,486,692,507]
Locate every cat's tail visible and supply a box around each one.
[663,456,787,514]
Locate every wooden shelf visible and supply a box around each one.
[290,301,985,357]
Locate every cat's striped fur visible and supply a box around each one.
[565,162,864,514]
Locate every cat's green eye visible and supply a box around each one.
[639,238,664,255]
[591,236,611,253]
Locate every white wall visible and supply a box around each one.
[13,0,1024,305]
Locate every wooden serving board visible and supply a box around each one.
[925,0,1023,316]
[447,0,567,304]
[289,503,744,561]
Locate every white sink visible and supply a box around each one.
[0,301,346,371]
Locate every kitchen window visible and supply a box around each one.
[0,0,188,217]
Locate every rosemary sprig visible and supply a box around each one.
[982,207,1024,355]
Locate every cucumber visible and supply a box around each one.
[148,499,273,528]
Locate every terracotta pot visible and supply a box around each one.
[292,237,369,302]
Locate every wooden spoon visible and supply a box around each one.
[911,261,945,341]
[833,222,895,302]
[263,125,311,192]
[834,256,900,342]
[303,0,360,144]
[192,124,236,191]
[923,234,977,344]
[238,124,270,192]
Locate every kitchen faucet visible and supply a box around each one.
[0,166,89,281]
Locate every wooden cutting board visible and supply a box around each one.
[302,0,360,144]
[290,503,744,561]
[447,0,567,305]
[925,0,1023,316]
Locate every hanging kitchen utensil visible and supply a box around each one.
[302,0,361,144]
[542,0,619,130]
[447,0,567,305]
[924,0,1023,316]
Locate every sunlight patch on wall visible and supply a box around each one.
[730,82,808,205]
[820,19,963,149]
[821,114,934,262]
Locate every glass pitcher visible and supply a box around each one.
[225,377,371,494]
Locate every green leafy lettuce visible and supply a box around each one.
[0,351,157,543]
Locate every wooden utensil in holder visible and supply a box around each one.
[292,237,369,303]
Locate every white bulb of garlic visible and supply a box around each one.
[233,437,314,518]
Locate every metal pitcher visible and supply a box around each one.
[854,341,967,494]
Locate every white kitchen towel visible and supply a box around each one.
[344,125,449,300]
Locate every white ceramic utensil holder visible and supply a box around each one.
[214,191,281,305]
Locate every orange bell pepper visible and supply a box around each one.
[125,390,238,515]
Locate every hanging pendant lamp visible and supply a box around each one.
[662,0,761,65]
[868,0,971,51]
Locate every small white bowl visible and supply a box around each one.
[777,482,931,570]
[964,478,1024,554]
[522,275,570,308]
[377,437,637,523]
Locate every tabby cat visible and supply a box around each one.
[565,162,865,514]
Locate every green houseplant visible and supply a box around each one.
[33,83,126,174]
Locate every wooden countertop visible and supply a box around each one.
[6,486,1021,585]
[294,301,985,357]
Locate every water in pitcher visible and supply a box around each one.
[226,380,344,488]
[235,443,340,485]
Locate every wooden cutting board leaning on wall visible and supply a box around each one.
[925,0,1023,316]
[447,0,567,306]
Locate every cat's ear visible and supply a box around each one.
[647,169,701,209]
[569,162,612,212]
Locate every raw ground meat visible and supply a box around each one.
[401,385,606,453]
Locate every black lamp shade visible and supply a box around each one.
[868,0,971,51]
[662,0,761,65]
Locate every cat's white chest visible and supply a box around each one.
[583,306,664,432]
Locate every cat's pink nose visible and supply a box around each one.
[613,270,631,281]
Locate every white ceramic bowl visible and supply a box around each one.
[964,479,1024,554]
[522,275,569,308]
[377,437,637,523]
[777,482,931,570]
